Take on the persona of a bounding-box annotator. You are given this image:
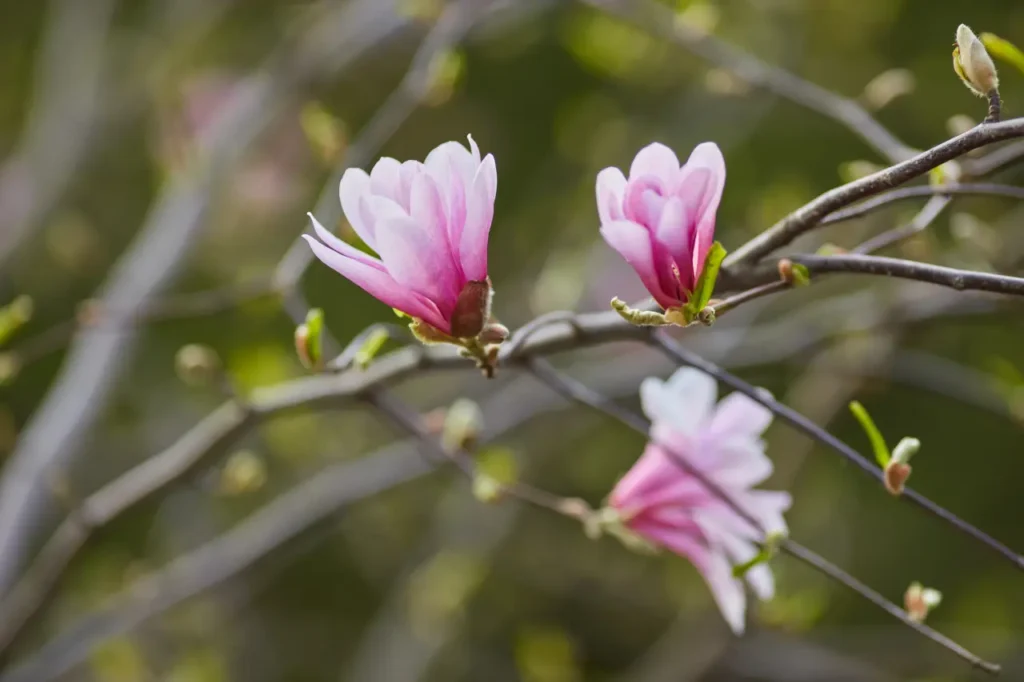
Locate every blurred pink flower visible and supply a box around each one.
[304,135,497,337]
[597,142,725,310]
[610,368,791,634]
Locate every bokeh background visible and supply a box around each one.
[1,0,1024,680]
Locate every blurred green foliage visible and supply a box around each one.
[2,0,1024,680]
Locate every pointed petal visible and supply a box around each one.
[426,139,478,191]
[709,391,773,440]
[653,196,692,273]
[338,168,376,249]
[676,143,725,275]
[600,219,676,309]
[596,167,627,224]
[700,549,747,634]
[642,368,717,438]
[373,213,459,314]
[629,142,681,182]
[460,154,496,282]
[307,213,379,266]
[610,444,680,511]
[703,437,774,488]
[369,157,402,202]
[302,235,445,328]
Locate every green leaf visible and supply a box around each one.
[0,296,33,348]
[299,102,345,164]
[732,546,774,578]
[693,242,727,311]
[982,32,1024,76]
[354,328,390,368]
[295,308,324,370]
[681,242,727,322]
[731,532,785,578]
[848,400,890,467]
[790,263,811,286]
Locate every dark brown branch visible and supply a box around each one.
[792,253,1024,296]
[726,117,1024,268]
[580,0,915,164]
[523,357,1000,674]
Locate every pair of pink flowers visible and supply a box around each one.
[305,136,788,632]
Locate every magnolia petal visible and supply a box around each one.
[623,175,667,228]
[642,369,717,439]
[307,213,380,267]
[460,154,496,282]
[368,157,404,204]
[600,219,676,309]
[699,549,747,634]
[596,167,627,224]
[678,143,725,276]
[338,168,376,249]
[702,436,774,488]
[709,392,773,440]
[426,139,479,192]
[302,235,445,329]
[374,213,460,314]
[653,196,691,276]
[610,444,683,511]
[701,515,775,601]
[410,173,458,269]
[629,142,681,182]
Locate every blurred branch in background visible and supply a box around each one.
[0,0,415,600]
[2,0,1024,680]
[0,0,117,270]
[579,0,916,163]
[0,0,238,272]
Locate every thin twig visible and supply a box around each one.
[851,195,952,254]
[792,253,1024,295]
[523,357,999,674]
[963,139,1024,177]
[651,331,1024,572]
[820,183,1024,227]
[709,281,790,317]
[581,0,915,164]
[726,118,1024,268]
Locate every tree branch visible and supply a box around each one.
[523,357,999,674]
[0,0,414,599]
[726,118,1024,268]
[651,331,1024,572]
[580,0,914,164]
[820,183,1024,227]
[791,253,1024,295]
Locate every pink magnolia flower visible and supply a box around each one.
[597,142,726,310]
[304,135,497,337]
[609,368,791,634]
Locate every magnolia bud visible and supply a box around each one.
[884,461,912,495]
[449,280,492,339]
[441,398,484,453]
[175,344,221,387]
[294,308,324,370]
[905,582,942,623]
[478,322,509,345]
[954,24,999,97]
